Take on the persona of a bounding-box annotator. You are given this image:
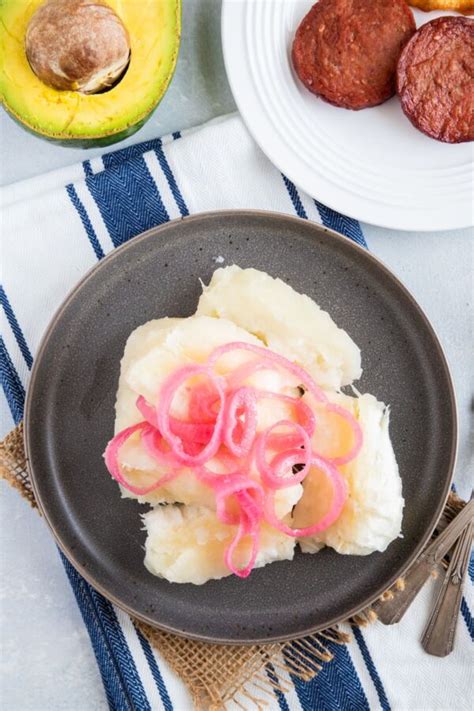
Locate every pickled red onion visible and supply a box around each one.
[254,390,316,445]
[137,394,214,446]
[223,387,258,457]
[264,457,347,537]
[313,402,363,466]
[208,342,327,403]
[224,517,260,579]
[141,426,175,466]
[255,420,312,489]
[213,475,263,526]
[231,489,262,578]
[188,382,220,423]
[157,365,226,466]
[212,476,263,577]
[104,422,181,495]
[136,395,158,427]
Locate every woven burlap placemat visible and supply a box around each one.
[0,423,465,710]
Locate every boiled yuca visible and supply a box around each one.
[144,505,296,585]
[115,317,182,432]
[124,315,261,405]
[197,266,361,390]
[115,315,259,505]
[294,393,404,555]
[114,315,303,513]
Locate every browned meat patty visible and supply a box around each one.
[291,0,416,110]
[397,17,474,143]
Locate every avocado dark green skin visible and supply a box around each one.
[3,102,154,149]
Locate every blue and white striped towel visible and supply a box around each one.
[2,114,472,711]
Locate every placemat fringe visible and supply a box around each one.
[0,422,36,509]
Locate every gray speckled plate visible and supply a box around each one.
[25,211,457,643]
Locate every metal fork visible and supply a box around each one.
[421,520,473,657]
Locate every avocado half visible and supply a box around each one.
[0,0,181,147]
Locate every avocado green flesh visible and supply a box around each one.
[0,0,181,146]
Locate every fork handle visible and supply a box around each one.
[421,521,473,657]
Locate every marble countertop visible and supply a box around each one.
[1,1,472,709]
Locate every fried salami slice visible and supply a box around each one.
[292,0,416,110]
[397,17,474,143]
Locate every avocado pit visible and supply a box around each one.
[25,0,131,94]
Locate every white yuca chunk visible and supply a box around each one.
[114,315,302,511]
[124,315,262,405]
[294,393,403,555]
[120,468,216,507]
[112,317,210,506]
[143,505,296,584]
[196,265,361,390]
[119,317,183,374]
[115,317,182,432]
[114,316,260,503]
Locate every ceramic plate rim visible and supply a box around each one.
[24,210,458,643]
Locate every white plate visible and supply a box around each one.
[221,1,473,231]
